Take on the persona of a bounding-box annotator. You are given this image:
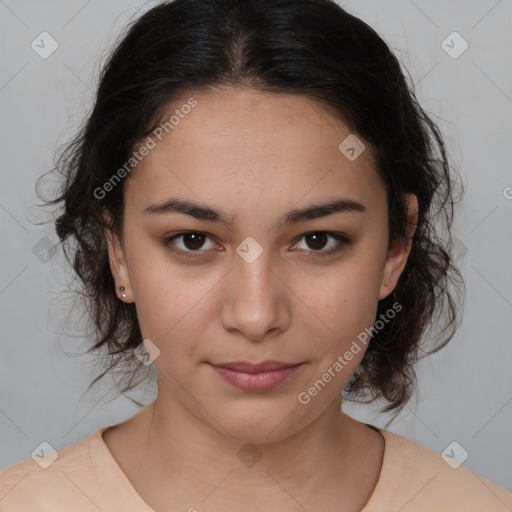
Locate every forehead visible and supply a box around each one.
[156,87,359,158]
[125,87,384,217]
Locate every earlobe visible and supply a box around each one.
[103,213,134,303]
[378,194,418,301]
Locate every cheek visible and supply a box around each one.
[316,283,379,371]
[299,252,384,381]
[295,276,380,410]
[305,254,383,332]
[124,245,190,341]
[132,267,213,345]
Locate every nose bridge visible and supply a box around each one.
[233,235,279,301]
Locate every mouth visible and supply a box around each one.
[208,361,304,392]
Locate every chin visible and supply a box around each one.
[210,402,308,445]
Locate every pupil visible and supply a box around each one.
[307,233,327,250]
[184,233,205,250]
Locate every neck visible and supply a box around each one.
[126,381,381,510]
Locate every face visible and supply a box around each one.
[107,87,417,444]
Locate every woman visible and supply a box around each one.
[1,0,510,510]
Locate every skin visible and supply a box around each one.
[104,87,418,512]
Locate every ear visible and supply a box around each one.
[103,211,134,303]
[378,194,418,301]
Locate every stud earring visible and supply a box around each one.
[119,286,127,299]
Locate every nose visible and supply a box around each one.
[219,250,292,343]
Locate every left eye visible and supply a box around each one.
[292,232,350,256]
[164,231,350,258]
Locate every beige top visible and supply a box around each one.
[1,425,511,511]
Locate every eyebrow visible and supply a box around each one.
[143,197,367,228]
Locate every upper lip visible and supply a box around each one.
[210,361,302,373]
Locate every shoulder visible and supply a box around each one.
[365,428,512,511]
[0,429,105,511]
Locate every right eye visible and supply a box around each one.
[163,231,220,258]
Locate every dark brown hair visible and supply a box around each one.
[40,0,464,416]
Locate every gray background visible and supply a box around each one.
[1,0,511,492]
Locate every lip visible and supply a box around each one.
[209,361,303,392]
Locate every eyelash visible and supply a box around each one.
[163,231,351,259]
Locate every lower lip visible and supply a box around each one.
[210,364,302,392]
